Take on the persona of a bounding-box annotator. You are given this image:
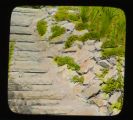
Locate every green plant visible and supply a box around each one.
[53,56,80,70]
[49,25,66,40]
[80,6,89,23]
[37,19,47,36]
[101,46,125,58]
[19,5,42,9]
[101,40,118,48]
[65,35,79,48]
[72,75,84,83]
[54,10,67,21]
[66,13,80,22]
[75,22,89,31]
[79,31,100,42]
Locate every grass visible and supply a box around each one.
[66,13,80,22]
[65,35,79,48]
[19,5,42,9]
[49,25,66,40]
[75,22,89,31]
[80,6,89,23]
[37,19,47,36]
[53,56,80,70]
[79,31,100,42]
[101,46,125,58]
[71,75,84,83]
[101,40,118,48]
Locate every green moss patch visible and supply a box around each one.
[66,13,80,22]
[49,25,66,40]
[101,40,118,48]
[65,35,79,49]
[37,19,47,36]
[75,22,89,31]
[53,56,80,70]
[71,75,84,83]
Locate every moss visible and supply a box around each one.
[71,75,84,83]
[37,19,47,36]
[97,68,109,82]
[49,25,66,40]
[101,78,123,94]
[65,35,79,48]
[101,46,125,58]
[110,97,123,112]
[101,40,118,48]
[66,13,80,22]
[75,22,89,31]
[54,10,67,21]
[8,41,15,78]
[53,56,80,70]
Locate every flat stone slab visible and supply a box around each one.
[10,60,49,72]
[8,72,52,85]
[13,7,40,13]
[10,26,32,35]
[10,34,39,42]
[11,12,33,26]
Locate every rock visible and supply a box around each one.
[82,44,95,52]
[73,40,83,49]
[93,64,103,75]
[64,46,79,53]
[85,40,96,45]
[93,51,101,62]
[83,71,95,85]
[62,23,75,31]
[90,97,107,107]
[81,81,101,99]
[104,67,118,80]
[72,29,88,36]
[79,59,95,74]
[67,10,75,13]
[13,7,40,13]
[109,92,122,104]
[99,107,108,115]
[73,84,85,96]
[57,21,69,26]
[72,49,94,65]
[111,109,120,116]
[107,56,116,65]
[98,60,112,68]
[95,41,103,51]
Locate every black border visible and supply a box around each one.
[0,0,132,120]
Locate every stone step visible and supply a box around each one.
[13,7,40,13]
[10,26,32,35]
[11,12,33,27]
[10,34,39,42]
[8,72,52,85]
[8,99,60,106]
[8,91,65,100]
[8,84,53,91]
[14,41,47,52]
[10,60,49,72]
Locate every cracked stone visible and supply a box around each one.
[109,92,122,104]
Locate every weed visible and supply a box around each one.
[37,19,47,36]
[49,25,66,40]
[66,13,80,22]
[80,6,89,23]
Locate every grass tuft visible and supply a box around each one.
[75,22,89,31]
[72,75,84,83]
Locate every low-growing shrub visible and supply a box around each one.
[53,56,80,70]
[37,19,47,36]
[75,22,89,31]
[49,25,66,40]
[72,75,84,83]
[101,46,125,58]
[65,35,79,48]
